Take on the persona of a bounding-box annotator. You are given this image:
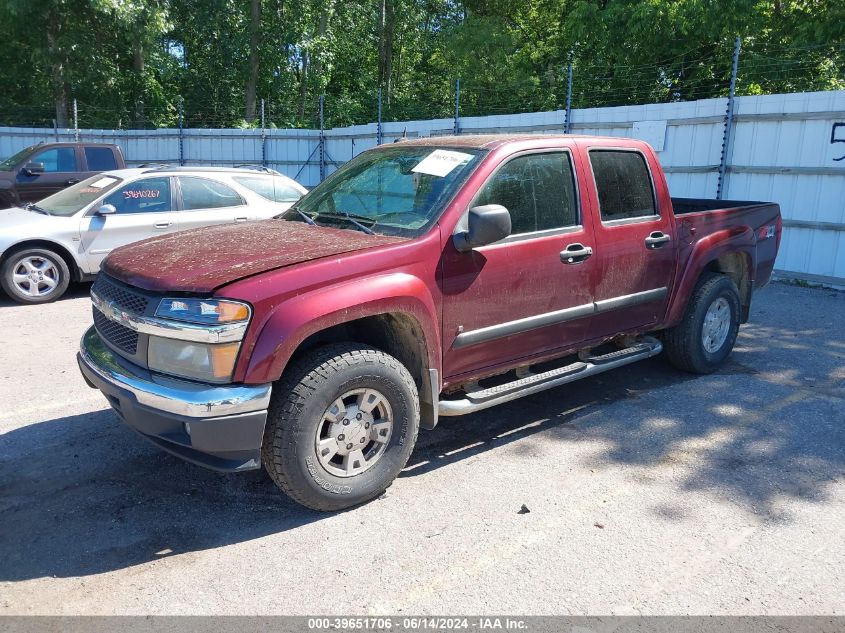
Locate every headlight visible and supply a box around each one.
[155,298,250,325]
[148,336,241,383]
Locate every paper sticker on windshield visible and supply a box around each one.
[411,150,473,177]
[90,176,118,189]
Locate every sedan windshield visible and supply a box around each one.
[282,145,485,236]
[34,174,124,216]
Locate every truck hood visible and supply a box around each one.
[102,219,407,293]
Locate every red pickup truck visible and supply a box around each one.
[77,135,781,510]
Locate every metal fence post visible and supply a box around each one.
[73,98,79,141]
[564,64,573,133]
[717,36,741,200]
[376,87,383,145]
[260,98,267,167]
[177,98,185,166]
[319,95,326,182]
[453,79,461,136]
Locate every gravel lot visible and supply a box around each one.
[0,281,843,615]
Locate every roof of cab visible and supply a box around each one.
[387,133,634,150]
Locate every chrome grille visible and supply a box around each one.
[93,307,138,355]
[92,275,150,314]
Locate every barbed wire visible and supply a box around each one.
[1,41,841,130]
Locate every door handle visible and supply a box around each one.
[234,216,248,223]
[65,179,80,186]
[154,222,172,229]
[560,243,593,264]
[645,231,671,249]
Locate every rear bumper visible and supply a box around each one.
[77,326,271,472]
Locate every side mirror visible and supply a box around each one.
[453,204,512,252]
[96,204,117,216]
[23,162,44,176]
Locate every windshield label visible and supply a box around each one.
[411,149,473,177]
[90,176,118,189]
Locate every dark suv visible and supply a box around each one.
[0,142,126,208]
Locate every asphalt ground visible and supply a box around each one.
[0,281,842,615]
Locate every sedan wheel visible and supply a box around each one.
[12,255,60,299]
[1,248,71,304]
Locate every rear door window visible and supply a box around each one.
[178,176,244,210]
[84,146,118,171]
[589,150,656,221]
[103,177,173,214]
[234,176,302,202]
[31,147,78,173]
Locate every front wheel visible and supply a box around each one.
[663,273,741,374]
[1,248,71,304]
[262,343,420,511]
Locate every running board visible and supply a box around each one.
[438,336,663,417]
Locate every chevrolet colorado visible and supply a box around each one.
[77,134,782,511]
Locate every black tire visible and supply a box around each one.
[663,273,741,374]
[262,343,420,511]
[1,247,71,304]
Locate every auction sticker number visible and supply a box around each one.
[308,618,393,630]
[123,189,161,199]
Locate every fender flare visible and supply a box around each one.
[240,272,441,388]
[665,226,755,326]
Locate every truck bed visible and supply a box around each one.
[671,197,768,215]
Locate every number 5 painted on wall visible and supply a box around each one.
[832,123,845,161]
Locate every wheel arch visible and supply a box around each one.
[238,273,442,427]
[665,227,756,327]
[289,312,431,392]
[702,251,752,322]
[1,239,83,282]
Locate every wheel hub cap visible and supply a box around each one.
[702,297,731,353]
[315,388,393,478]
[12,256,59,297]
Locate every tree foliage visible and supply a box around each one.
[0,0,842,128]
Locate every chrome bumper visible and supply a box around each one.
[78,326,271,418]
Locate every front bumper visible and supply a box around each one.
[77,326,271,472]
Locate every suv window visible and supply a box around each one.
[234,176,302,203]
[31,147,78,173]
[103,177,173,214]
[589,150,656,221]
[178,176,244,210]
[85,146,118,171]
[474,152,578,235]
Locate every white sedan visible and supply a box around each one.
[0,166,307,303]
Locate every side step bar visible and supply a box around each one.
[438,336,663,417]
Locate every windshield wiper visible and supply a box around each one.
[314,212,376,235]
[24,203,50,215]
[285,205,316,225]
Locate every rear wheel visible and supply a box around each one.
[262,343,419,511]
[1,248,71,304]
[663,273,740,374]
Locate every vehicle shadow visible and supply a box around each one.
[0,408,322,581]
[0,281,92,308]
[408,297,845,525]
[1,285,842,581]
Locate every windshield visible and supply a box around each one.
[0,145,36,171]
[34,174,124,216]
[282,145,485,236]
